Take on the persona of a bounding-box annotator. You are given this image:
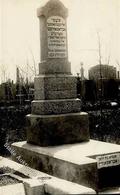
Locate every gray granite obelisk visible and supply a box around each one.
[26,0,90,146]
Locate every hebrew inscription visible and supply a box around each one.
[47,16,67,58]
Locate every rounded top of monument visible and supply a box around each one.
[37,0,68,18]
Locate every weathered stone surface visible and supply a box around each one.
[44,177,96,194]
[37,0,68,18]
[39,61,71,74]
[0,157,96,194]
[34,75,77,100]
[12,141,97,190]
[0,183,25,195]
[26,112,90,146]
[24,179,44,195]
[34,75,76,91]
[35,89,77,100]
[12,140,120,192]
[31,99,81,115]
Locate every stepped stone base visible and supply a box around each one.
[26,112,89,146]
[12,140,120,192]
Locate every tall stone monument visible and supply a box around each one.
[12,0,120,192]
[26,0,89,146]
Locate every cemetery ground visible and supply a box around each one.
[0,102,120,156]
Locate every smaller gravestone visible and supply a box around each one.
[26,0,90,146]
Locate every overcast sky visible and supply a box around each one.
[0,0,120,82]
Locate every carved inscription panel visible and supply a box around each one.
[47,16,67,58]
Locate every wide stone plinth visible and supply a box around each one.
[26,112,89,146]
[12,140,120,192]
[12,141,97,190]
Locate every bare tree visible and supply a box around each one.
[96,31,103,134]
[116,60,120,68]
[107,53,111,65]
[0,64,7,83]
[97,31,102,66]
[28,47,37,76]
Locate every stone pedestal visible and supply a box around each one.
[26,112,89,146]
